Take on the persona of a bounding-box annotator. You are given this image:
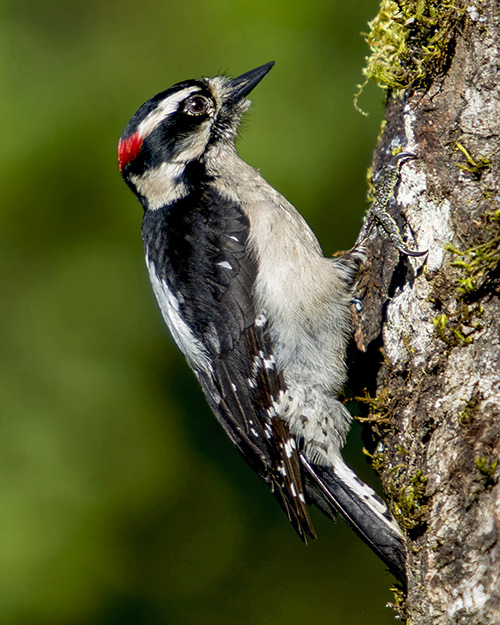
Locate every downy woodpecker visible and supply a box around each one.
[118,62,406,583]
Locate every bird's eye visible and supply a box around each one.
[185,95,210,116]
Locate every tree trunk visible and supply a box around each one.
[353,1,500,622]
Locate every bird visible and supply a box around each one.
[118,61,406,584]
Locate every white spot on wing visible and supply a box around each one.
[217,261,232,270]
[255,313,267,327]
[263,356,275,370]
[277,463,287,477]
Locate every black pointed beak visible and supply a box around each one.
[229,62,275,101]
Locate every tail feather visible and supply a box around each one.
[300,453,406,585]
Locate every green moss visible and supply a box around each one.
[458,396,480,427]
[476,456,498,484]
[432,209,499,346]
[354,387,393,423]
[432,310,476,346]
[432,312,448,340]
[454,142,490,176]
[363,448,387,473]
[366,443,428,531]
[387,583,408,621]
[357,0,465,100]
[445,210,500,295]
[390,468,429,531]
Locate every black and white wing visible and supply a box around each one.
[142,187,316,541]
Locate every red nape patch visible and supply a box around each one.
[118,131,144,171]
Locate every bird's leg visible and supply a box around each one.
[358,152,427,258]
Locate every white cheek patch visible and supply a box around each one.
[137,87,200,138]
[174,120,212,162]
[130,162,189,210]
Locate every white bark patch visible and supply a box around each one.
[403,104,419,152]
[383,107,454,368]
[461,81,500,136]
[399,105,452,271]
[398,110,453,273]
[383,278,435,369]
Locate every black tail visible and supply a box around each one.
[300,453,407,586]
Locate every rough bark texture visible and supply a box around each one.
[353,2,500,623]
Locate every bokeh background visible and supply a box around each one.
[1,1,397,623]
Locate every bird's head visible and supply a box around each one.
[118,62,274,210]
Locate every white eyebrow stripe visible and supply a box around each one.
[137,87,201,138]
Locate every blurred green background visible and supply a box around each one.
[0,1,397,623]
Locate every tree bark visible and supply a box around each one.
[353,1,500,622]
